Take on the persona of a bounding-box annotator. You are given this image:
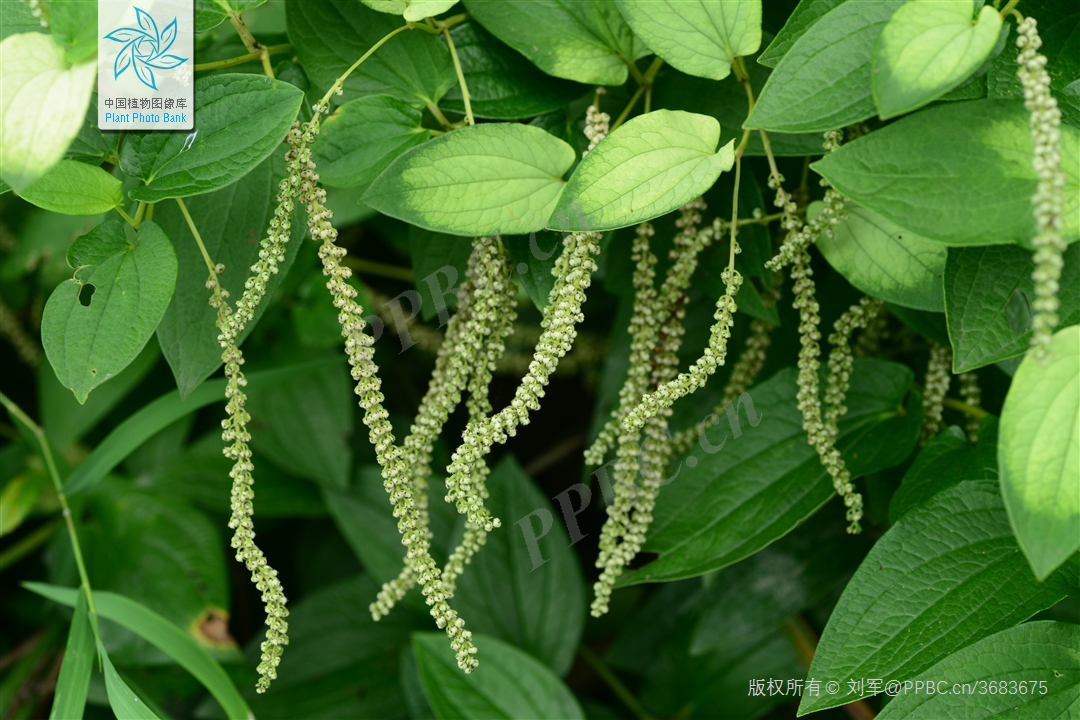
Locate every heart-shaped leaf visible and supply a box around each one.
[364,122,575,236]
[548,109,734,232]
[42,220,177,403]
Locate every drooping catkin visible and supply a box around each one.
[1016,17,1068,360]
[921,343,953,444]
[295,107,478,671]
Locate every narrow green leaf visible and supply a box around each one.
[154,153,305,397]
[757,0,845,68]
[549,109,734,232]
[442,22,590,120]
[945,244,1080,372]
[617,359,921,586]
[746,0,905,133]
[814,201,947,312]
[454,457,586,676]
[0,32,96,190]
[813,99,1080,246]
[286,0,455,105]
[28,583,251,720]
[873,0,1003,119]
[361,0,457,22]
[364,123,575,236]
[42,221,178,404]
[96,639,160,719]
[889,418,998,522]
[313,95,429,188]
[62,359,338,496]
[798,479,1075,716]
[0,470,47,537]
[49,587,94,720]
[616,0,760,80]
[120,74,304,202]
[16,160,123,216]
[999,326,1080,580]
[876,622,1080,720]
[413,633,585,720]
[462,0,648,86]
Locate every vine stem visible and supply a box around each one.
[729,156,742,272]
[0,394,97,616]
[732,56,756,158]
[228,10,275,78]
[194,44,293,72]
[442,25,474,125]
[578,645,652,720]
[114,205,138,228]
[943,397,990,420]
[175,198,217,277]
[611,57,665,131]
[319,24,412,108]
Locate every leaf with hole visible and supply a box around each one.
[798,479,1076,715]
[41,220,178,404]
[999,326,1080,580]
[364,122,575,236]
[120,74,304,202]
[0,32,97,191]
[549,110,735,232]
[813,99,1080,247]
[615,0,761,80]
[944,244,1080,372]
[873,0,1003,119]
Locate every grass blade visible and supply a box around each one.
[49,588,95,720]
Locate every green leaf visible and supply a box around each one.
[746,0,905,133]
[617,359,921,586]
[462,0,647,86]
[814,201,947,312]
[944,244,1080,372]
[49,0,97,63]
[364,123,575,236]
[757,0,845,68]
[28,583,251,720]
[313,95,429,189]
[120,74,304,202]
[876,622,1080,720]
[409,226,472,322]
[454,457,586,677]
[549,110,735,232]
[0,470,47,538]
[41,221,178,404]
[16,160,123,216]
[999,326,1080,580]
[505,231,561,310]
[49,587,94,720]
[66,95,120,165]
[798,479,1076,715]
[194,0,266,32]
[96,639,160,719]
[286,0,455,105]
[442,22,590,120]
[813,99,1080,247]
[413,633,585,720]
[154,153,305,396]
[616,0,760,80]
[689,508,868,657]
[873,0,1003,119]
[889,418,998,522]
[245,360,354,489]
[0,32,96,191]
[1,0,45,41]
[360,0,457,22]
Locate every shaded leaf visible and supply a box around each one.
[757,0,845,68]
[16,160,123,216]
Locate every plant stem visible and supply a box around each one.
[114,205,138,228]
[175,198,218,277]
[943,397,990,421]
[442,25,473,125]
[999,0,1021,18]
[0,395,97,615]
[194,44,293,72]
[610,84,645,131]
[579,645,651,720]
[132,201,147,229]
[733,56,756,159]
[729,156,742,272]
[611,57,664,131]
[425,100,455,130]
[320,24,412,107]
[342,256,415,282]
[228,10,275,78]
